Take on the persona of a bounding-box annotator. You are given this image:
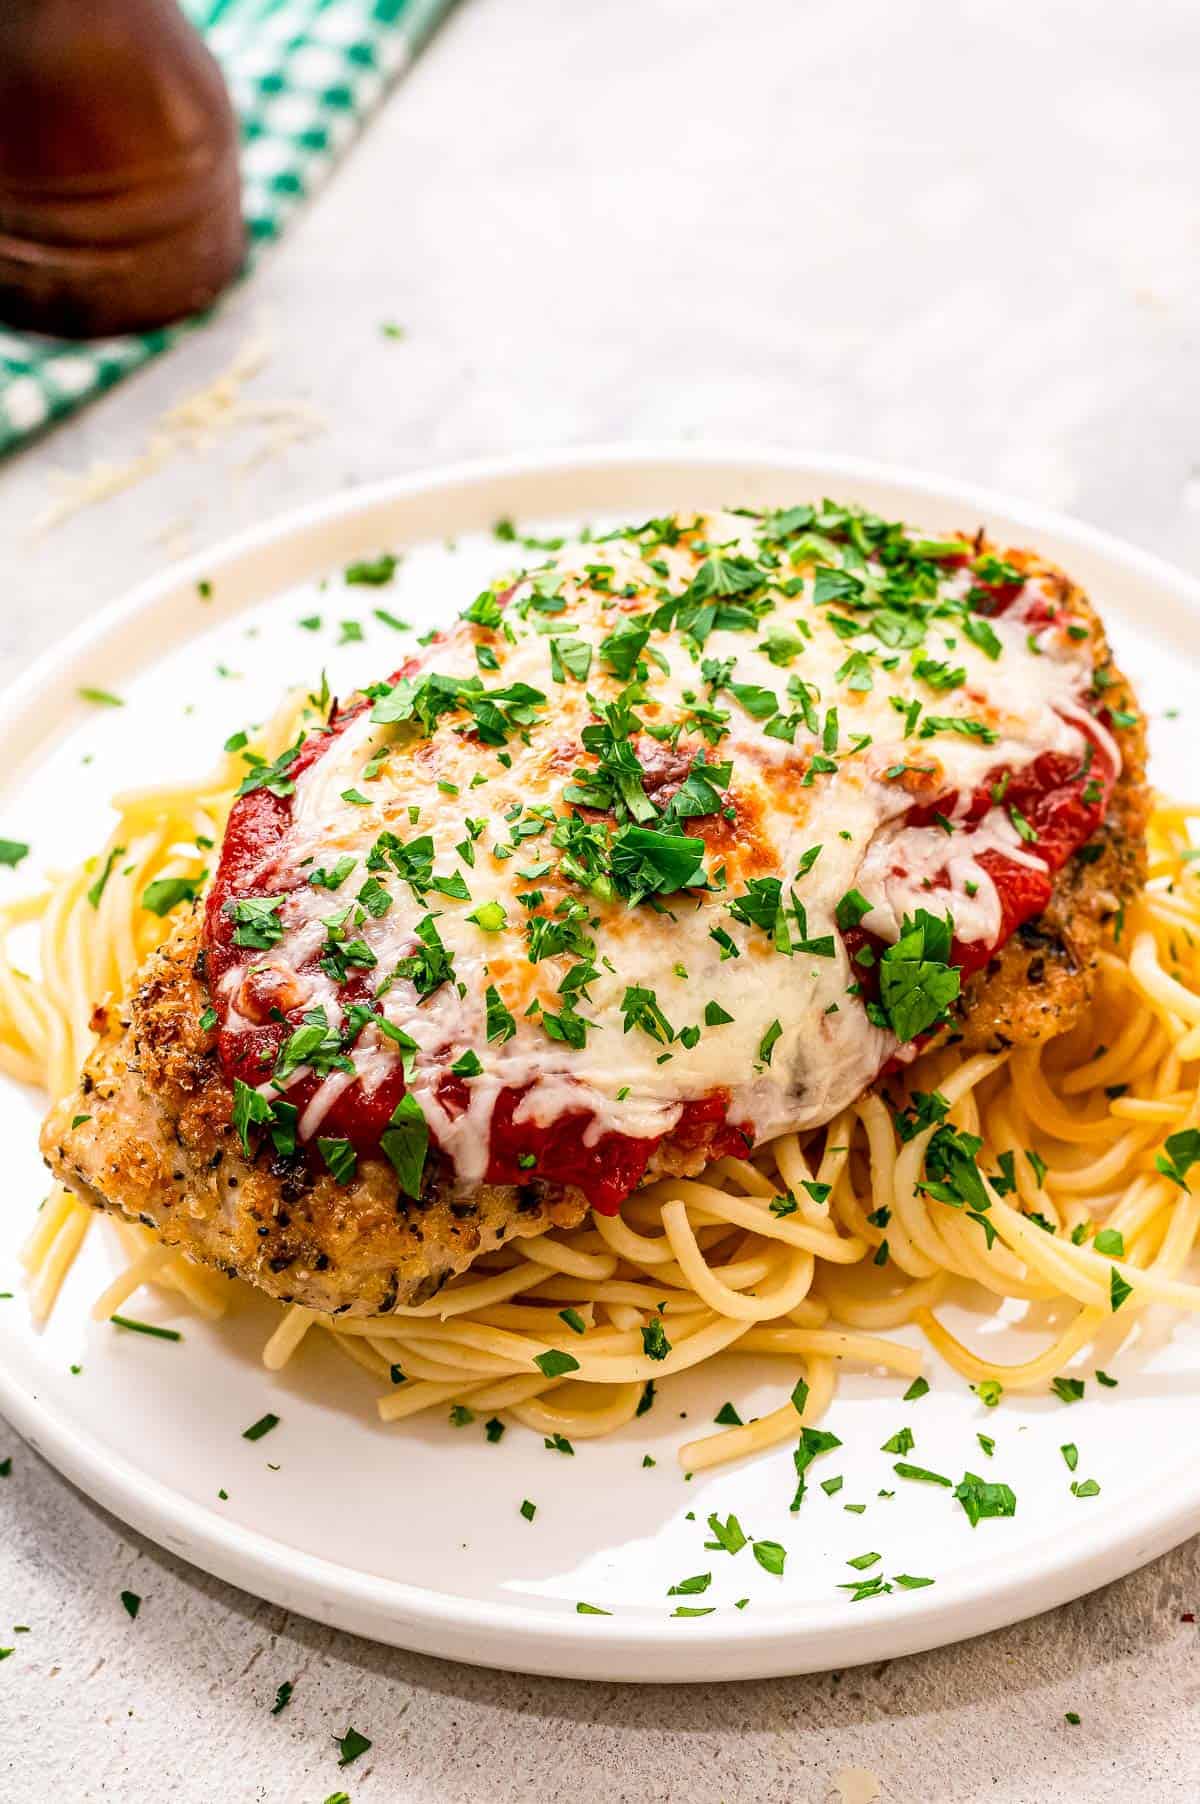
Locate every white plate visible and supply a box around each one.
[2,446,1199,1684]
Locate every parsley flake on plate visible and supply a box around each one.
[954,1471,1017,1527]
[335,1725,372,1767]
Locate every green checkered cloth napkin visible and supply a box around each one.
[0,0,454,456]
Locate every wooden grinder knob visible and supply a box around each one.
[0,0,245,339]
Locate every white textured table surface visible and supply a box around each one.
[3,1,1200,1797]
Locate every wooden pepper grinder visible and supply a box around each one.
[0,0,245,338]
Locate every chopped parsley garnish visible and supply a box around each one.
[963,613,1002,659]
[549,635,593,684]
[840,1577,892,1602]
[876,909,960,1042]
[273,1007,356,1083]
[791,1424,842,1510]
[1156,1128,1200,1191]
[918,1123,990,1213]
[705,1513,748,1554]
[318,1137,357,1185]
[621,985,675,1046]
[954,1471,1017,1526]
[835,889,873,932]
[392,913,455,996]
[224,894,285,949]
[1009,804,1038,844]
[141,874,204,916]
[309,855,357,890]
[752,1540,787,1576]
[379,1093,427,1197]
[109,1314,181,1342]
[242,1413,279,1442]
[467,899,507,932]
[345,553,398,586]
[357,874,393,917]
[86,844,126,909]
[599,618,652,679]
[918,713,997,746]
[485,985,516,1044]
[727,680,779,720]
[335,1726,373,1766]
[609,823,706,903]
[667,1572,711,1596]
[894,1090,950,1142]
[893,1461,952,1488]
[913,657,965,691]
[235,737,304,799]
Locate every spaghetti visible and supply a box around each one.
[7,697,1200,1469]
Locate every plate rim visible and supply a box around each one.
[4,440,1200,1682]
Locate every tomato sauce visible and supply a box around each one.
[438,1078,750,1214]
[843,730,1116,1000]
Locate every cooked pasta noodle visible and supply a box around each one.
[8,695,1200,1468]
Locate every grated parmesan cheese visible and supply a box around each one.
[32,326,325,536]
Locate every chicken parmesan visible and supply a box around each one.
[42,503,1147,1315]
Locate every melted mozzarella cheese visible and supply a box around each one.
[237,512,1109,1179]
